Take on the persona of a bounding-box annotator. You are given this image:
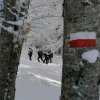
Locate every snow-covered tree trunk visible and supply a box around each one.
[0,0,21,99]
[61,0,100,100]
[0,0,30,99]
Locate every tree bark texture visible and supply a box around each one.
[61,0,100,100]
[0,0,30,99]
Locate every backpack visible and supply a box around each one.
[50,53,53,58]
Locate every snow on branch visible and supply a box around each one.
[0,23,19,36]
[7,8,18,17]
[1,16,31,26]
[12,7,27,16]
[0,22,31,43]
[7,7,26,18]
[4,1,29,19]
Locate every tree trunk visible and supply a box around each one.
[0,0,30,100]
[61,0,100,100]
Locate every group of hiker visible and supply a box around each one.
[28,48,53,64]
[37,50,53,64]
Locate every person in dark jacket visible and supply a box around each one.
[48,50,53,63]
[43,53,49,64]
[37,51,44,62]
[28,48,33,61]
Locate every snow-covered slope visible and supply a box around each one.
[15,44,62,100]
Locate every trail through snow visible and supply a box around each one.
[15,44,62,100]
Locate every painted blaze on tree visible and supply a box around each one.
[61,0,100,100]
[69,32,96,48]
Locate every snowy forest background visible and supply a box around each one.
[27,0,63,53]
[0,0,100,100]
[16,0,63,100]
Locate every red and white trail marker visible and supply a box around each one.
[69,32,96,48]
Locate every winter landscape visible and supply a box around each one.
[14,1,63,99]
[0,0,100,100]
[15,44,62,100]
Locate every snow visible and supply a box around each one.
[0,23,14,33]
[16,79,60,100]
[15,44,62,100]
[82,49,100,63]
[3,19,31,27]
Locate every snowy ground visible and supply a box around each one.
[15,44,62,100]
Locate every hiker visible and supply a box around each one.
[37,50,44,62]
[43,53,49,64]
[28,48,33,61]
[48,50,53,63]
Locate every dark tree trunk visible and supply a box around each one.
[0,0,30,100]
[61,0,100,100]
[0,0,22,99]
